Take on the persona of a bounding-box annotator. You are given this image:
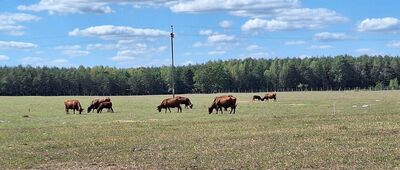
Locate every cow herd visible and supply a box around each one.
[64,93,277,115]
[64,97,114,114]
[252,93,277,101]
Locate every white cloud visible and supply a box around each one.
[219,20,232,28]
[199,29,214,36]
[242,18,289,31]
[0,13,40,35]
[285,40,306,45]
[18,0,114,14]
[208,50,226,55]
[116,41,147,50]
[0,41,37,49]
[20,57,70,66]
[242,52,273,59]
[313,32,350,41]
[63,50,90,57]
[69,25,169,40]
[170,0,298,13]
[246,45,261,51]
[86,43,116,50]
[55,45,81,50]
[158,46,168,52]
[193,42,205,47]
[17,0,174,14]
[207,34,235,43]
[241,8,347,31]
[354,48,387,56]
[355,48,373,54]
[55,45,90,57]
[52,58,69,64]
[387,41,400,48]
[18,0,297,15]
[0,55,10,61]
[309,45,333,49]
[358,17,400,32]
[17,0,345,35]
[274,8,347,24]
[111,50,137,62]
[110,42,167,62]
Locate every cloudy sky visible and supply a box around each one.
[0,0,399,67]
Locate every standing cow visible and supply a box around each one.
[97,101,114,113]
[87,97,111,113]
[209,95,237,114]
[175,96,193,109]
[263,93,277,101]
[64,99,84,114]
[157,98,182,113]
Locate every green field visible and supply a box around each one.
[1,91,399,169]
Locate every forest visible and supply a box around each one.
[0,55,399,96]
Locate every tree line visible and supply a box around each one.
[0,55,399,96]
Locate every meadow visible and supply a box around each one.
[0,91,399,169]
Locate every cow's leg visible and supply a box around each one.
[220,107,223,114]
[178,105,182,112]
[110,107,114,113]
[73,109,75,114]
[65,108,69,114]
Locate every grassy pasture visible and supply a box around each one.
[0,91,399,169]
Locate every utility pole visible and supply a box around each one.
[170,25,175,98]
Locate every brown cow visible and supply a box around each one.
[87,97,111,113]
[97,101,114,113]
[64,99,84,114]
[175,96,193,109]
[208,95,237,114]
[252,95,264,101]
[157,98,182,113]
[263,93,277,101]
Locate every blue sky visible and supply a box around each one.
[0,0,399,68]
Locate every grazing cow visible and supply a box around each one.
[64,99,84,114]
[87,97,111,113]
[252,95,264,101]
[97,101,114,113]
[176,96,193,109]
[208,95,237,114]
[263,93,277,101]
[157,98,182,113]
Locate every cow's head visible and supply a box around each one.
[157,106,162,112]
[189,104,193,109]
[87,105,92,113]
[208,107,213,114]
[79,108,84,114]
